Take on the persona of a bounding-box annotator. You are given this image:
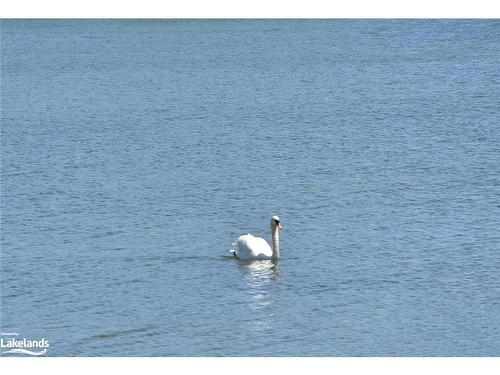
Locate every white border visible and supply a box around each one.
[0,0,500,18]
[0,358,500,375]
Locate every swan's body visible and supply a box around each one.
[232,216,282,260]
[235,234,274,260]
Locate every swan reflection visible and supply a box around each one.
[237,259,280,332]
[238,259,281,282]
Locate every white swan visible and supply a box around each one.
[232,216,283,260]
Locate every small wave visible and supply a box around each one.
[86,327,146,341]
[88,230,126,239]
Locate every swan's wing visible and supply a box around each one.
[235,234,272,259]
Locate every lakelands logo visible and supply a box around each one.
[0,332,49,356]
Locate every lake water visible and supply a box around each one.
[1,20,499,356]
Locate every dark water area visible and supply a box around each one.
[1,20,499,356]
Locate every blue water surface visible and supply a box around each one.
[1,20,499,356]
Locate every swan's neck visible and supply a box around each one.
[271,224,280,259]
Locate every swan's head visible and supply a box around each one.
[271,215,283,230]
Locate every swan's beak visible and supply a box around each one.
[278,223,283,230]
